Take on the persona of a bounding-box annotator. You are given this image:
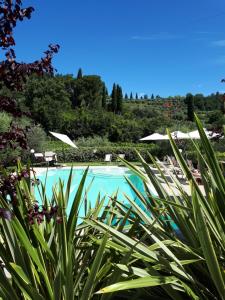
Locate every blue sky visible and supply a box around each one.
[12,0,225,97]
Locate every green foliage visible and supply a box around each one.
[77,67,83,79]
[108,125,121,142]
[206,110,225,130]
[0,166,120,299]
[0,117,224,299]
[24,75,71,131]
[102,84,107,109]
[0,112,12,133]
[0,112,48,165]
[1,72,223,160]
[0,146,20,166]
[116,84,123,114]
[26,125,48,152]
[185,93,194,122]
[91,116,225,299]
[56,144,160,162]
[110,83,117,113]
[76,136,111,147]
[74,75,104,109]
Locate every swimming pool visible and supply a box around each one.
[35,167,150,217]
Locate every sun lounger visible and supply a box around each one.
[44,151,58,166]
[34,153,44,163]
[104,154,112,163]
[192,169,202,185]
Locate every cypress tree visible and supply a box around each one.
[77,68,83,79]
[102,85,107,109]
[116,85,123,113]
[135,93,138,100]
[130,92,133,99]
[151,93,154,100]
[111,83,117,112]
[124,93,128,99]
[186,93,194,121]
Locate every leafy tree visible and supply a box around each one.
[23,75,71,131]
[74,75,104,109]
[108,125,121,142]
[144,94,148,100]
[59,74,77,108]
[77,68,83,79]
[185,93,194,122]
[207,110,224,130]
[194,93,205,110]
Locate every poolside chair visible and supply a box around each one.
[34,152,44,160]
[187,159,195,171]
[34,153,44,162]
[44,151,58,166]
[192,169,202,185]
[167,156,185,178]
[104,154,112,163]
[117,154,125,166]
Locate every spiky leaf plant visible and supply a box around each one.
[90,115,225,300]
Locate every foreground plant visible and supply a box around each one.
[0,166,119,299]
[0,115,224,299]
[87,115,225,300]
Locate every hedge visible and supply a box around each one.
[56,144,161,163]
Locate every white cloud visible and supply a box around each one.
[212,39,225,47]
[195,31,218,35]
[214,56,225,64]
[131,33,182,41]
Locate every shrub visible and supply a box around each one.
[56,144,160,162]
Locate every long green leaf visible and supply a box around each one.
[96,275,178,294]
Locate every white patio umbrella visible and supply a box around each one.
[187,128,212,139]
[170,131,189,140]
[139,133,168,141]
[49,132,78,148]
[188,129,223,139]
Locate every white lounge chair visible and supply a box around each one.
[34,153,44,163]
[118,154,125,159]
[104,154,112,162]
[34,153,44,158]
[44,151,57,165]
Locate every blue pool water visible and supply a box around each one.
[35,167,147,217]
[35,167,180,232]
